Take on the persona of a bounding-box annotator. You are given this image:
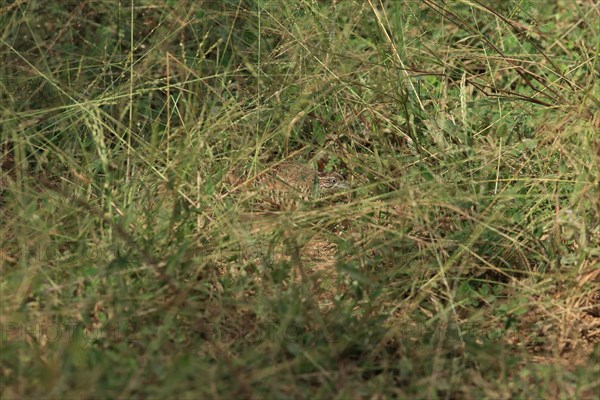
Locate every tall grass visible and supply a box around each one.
[1,1,598,398]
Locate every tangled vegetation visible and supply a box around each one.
[1,1,598,398]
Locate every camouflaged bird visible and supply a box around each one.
[254,162,349,210]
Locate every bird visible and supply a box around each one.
[253,162,349,211]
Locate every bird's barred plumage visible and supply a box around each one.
[253,163,349,210]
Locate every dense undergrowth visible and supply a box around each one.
[1,1,599,398]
